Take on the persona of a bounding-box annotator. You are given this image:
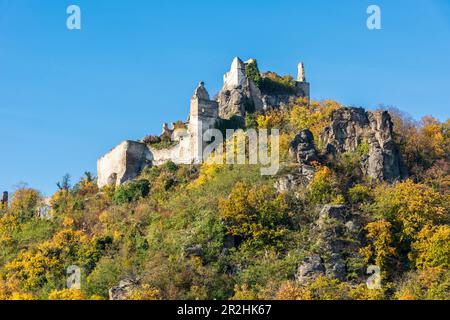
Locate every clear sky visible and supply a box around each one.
[0,0,449,196]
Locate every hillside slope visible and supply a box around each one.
[0,98,449,300]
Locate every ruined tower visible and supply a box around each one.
[295,61,310,100]
[297,62,306,82]
[188,82,219,163]
[223,57,247,89]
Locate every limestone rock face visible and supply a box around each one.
[97,141,152,188]
[316,205,347,281]
[218,57,264,121]
[296,205,360,285]
[275,129,318,193]
[274,173,310,193]
[320,108,408,182]
[217,57,311,120]
[289,129,318,165]
[217,78,263,121]
[109,278,140,300]
[295,255,325,285]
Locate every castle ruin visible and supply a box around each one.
[97,57,310,188]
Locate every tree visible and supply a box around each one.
[219,182,290,248]
[360,220,398,276]
[369,180,449,242]
[410,225,450,270]
[10,188,41,222]
[56,174,71,191]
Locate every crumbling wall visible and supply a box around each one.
[97,141,152,188]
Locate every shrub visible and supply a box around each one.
[245,113,258,129]
[307,166,343,205]
[395,268,450,300]
[48,289,85,300]
[163,160,178,173]
[85,257,121,298]
[260,72,296,95]
[289,99,341,146]
[348,184,371,204]
[5,229,98,291]
[219,182,290,249]
[256,109,287,131]
[245,60,262,87]
[360,220,398,276]
[143,135,161,145]
[113,180,150,205]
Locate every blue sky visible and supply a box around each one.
[0,0,449,196]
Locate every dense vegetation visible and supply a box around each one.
[0,99,449,300]
[246,59,297,95]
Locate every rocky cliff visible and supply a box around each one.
[320,107,408,182]
[286,107,408,184]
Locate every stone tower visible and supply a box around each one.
[297,62,306,82]
[188,82,219,163]
[223,57,247,89]
[295,61,310,101]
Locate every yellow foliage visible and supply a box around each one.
[395,268,450,300]
[360,220,397,274]
[127,284,160,300]
[410,225,450,270]
[231,284,260,300]
[5,229,96,290]
[0,278,35,300]
[275,281,311,300]
[48,289,85,300]
[276,278,385,301]
[420,116,448,159]
[0,214,18,244]
[276,277,348,300]
[307,165,343,204]
[189,163,225,189]
[219,182,289,248]
[371,180,449,241]
[257,109,286,130]
[63,217,75,227]
[289,99,341,146]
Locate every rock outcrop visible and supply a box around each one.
[217,57,310,121]
[275,129,318,193]
[109,278,140,300]
[315,205,348,281]
[320,108,408,182]
[296,205,361,284]
[295,255,325,285]
[218,58,264,121]
[289,129,319,180]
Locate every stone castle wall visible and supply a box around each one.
[97,141,152,188]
